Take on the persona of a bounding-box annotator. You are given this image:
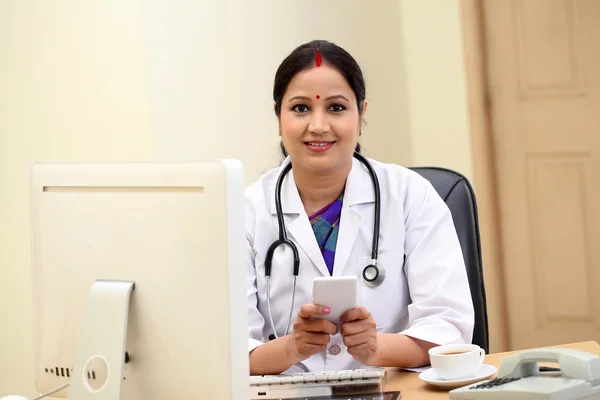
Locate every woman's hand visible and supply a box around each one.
[287,304,338,363]
[340,306,379,365]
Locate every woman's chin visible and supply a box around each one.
[300,155,345,174]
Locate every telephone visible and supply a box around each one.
[449,347,600,399]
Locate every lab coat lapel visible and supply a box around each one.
[332,157,375,276]
[269,160,330,277]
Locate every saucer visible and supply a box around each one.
[419,364,497,389]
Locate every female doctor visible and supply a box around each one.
[245,40,475,375]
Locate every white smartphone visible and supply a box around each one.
[312,276,358,325]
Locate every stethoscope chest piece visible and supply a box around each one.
[362,260,385,288]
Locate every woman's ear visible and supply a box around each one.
[361,100,368,119]
[275,102,282,136]
[359,100,368,136]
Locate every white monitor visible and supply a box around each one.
[27,160,248,399]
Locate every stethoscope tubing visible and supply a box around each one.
[265,152,382,339]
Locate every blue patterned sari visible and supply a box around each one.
[308,194,344,275]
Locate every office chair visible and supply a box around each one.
[409,166,490,354]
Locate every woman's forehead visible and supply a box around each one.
[285,65,353,96]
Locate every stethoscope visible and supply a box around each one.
[265,151,384,340]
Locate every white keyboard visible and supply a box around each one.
[249,368,386,399]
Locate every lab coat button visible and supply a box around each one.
[329,344,341,355]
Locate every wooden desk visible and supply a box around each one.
[383,341,600,399]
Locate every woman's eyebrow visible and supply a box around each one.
[288,94,350,103]
[324,94,349,102]
[288,95,311,103]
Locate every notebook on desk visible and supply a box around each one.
[249,367,387,399]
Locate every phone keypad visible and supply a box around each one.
[469,377,521,390]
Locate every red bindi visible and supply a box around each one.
[315,49,322,67]
[316,95,320,99]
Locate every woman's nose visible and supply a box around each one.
[308,111,329,134]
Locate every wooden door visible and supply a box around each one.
[482,0,600,350]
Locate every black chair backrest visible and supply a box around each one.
[409,166,489,353]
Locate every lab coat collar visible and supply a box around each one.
[268,155,375,216]
[333,156,375,275]
[345,156,376,207]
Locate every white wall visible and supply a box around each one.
[0,0,472,397]
[399,0,474,181]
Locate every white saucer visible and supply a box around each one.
[419,364,497,389]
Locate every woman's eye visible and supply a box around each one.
[291,104,309,113]
[329,104,346,112]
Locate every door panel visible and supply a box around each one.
[483,0,600,350]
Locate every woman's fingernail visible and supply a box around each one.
[324,308,330,314]
[340,316,344,322]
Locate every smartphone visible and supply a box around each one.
[312,276,358,324]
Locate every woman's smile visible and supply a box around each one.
[305,140,336,152]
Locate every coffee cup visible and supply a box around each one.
[428,344,485,380]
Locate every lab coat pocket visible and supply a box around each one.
[356,250,409,329]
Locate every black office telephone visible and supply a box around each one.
[449,347,600,399]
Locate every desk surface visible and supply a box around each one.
[383,340,600,399]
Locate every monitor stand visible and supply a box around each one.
[68,280,135,400]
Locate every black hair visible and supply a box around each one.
[273,39,365,157]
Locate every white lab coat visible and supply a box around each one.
[245,156,474,373]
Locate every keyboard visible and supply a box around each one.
[249,368,386,399]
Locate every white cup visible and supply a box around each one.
[428,344,485,380]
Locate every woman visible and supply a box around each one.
[245,39,474,375]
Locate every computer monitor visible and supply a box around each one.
[27,160,248,399]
